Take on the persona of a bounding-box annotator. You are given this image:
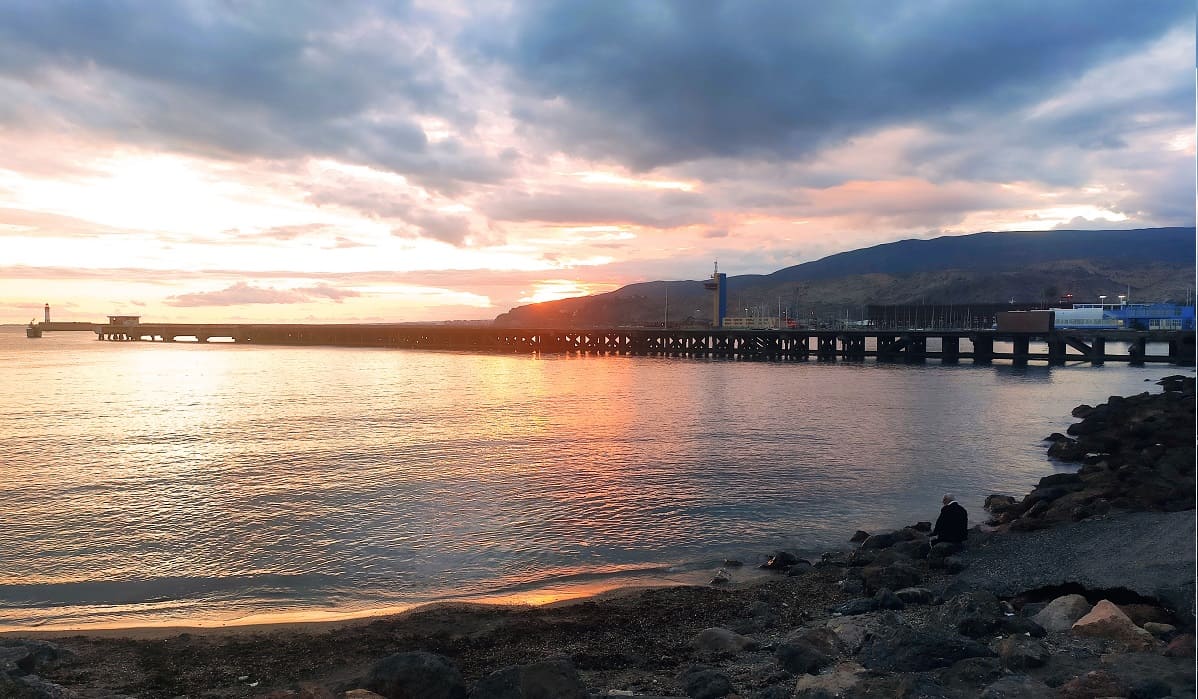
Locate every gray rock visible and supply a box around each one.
[980,675,1054,699]
[2,673,74,699]
[677,665,732,699]
[0,640,68,677]
[849,530,870,543]
[693,627,756,655]
[994,635,1049,670]
[859,532,899,549]
[938,591,1003,638]
[858,623,993,672]
[861,562,921,594]
[895,587,934,604]
[775,637,832,676]
[1030,594,1092,632]
[761,551,798,571]
[830,598,877,616]
[928,542,960,558]
[984,494,1018,512]
[786,560,814,577]
[825,618,872,654]
[1128,678,1172,699]
[854,674,953,698]
[890,539,930,560]
[836,577,864,596]
[937,656,1003,690]
[952,507,1196,621]
[997,616,1046,637]
[365,651,467,699]
[471,658,586,699]
[1039,472,1083,487]
[873,588,904,610]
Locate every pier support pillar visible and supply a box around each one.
[1012,336,1030,365]
[904,334,927,362]
[816,335,837,360]
[1169,337,1195,366]
[941,336,959,364]
[1090,337,1106,365]
[972,335,993,364]
[1047,338,1067,365]
[877,335,899,361]
[1127,337,1146,365]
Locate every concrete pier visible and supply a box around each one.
[92,323,1196,366]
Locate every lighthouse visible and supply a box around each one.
[44,303,50,323]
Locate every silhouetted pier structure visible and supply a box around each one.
[93,322,1196,366]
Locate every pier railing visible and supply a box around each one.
[92,323,1196,366]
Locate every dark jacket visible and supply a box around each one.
[932,501,968,543]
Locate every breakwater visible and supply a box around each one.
[93,322,1195,365]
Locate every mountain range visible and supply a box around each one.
[494,227,1196,327]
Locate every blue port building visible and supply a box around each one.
[1053,303,1195,330]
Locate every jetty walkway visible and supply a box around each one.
[91,323,1195,365]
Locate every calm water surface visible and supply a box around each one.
[0,327,1187,629]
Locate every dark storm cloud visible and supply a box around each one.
[0,1,507,191]
[481,0,1192,171]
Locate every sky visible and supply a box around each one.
[1,1,1194,323]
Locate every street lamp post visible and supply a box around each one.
[1098,295,1107,308]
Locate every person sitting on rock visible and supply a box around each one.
[931,494,968,546]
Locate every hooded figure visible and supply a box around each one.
[931,494,968,544]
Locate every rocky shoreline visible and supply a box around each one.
[3,376,1194,698]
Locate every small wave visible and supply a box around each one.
[0,573,341,608]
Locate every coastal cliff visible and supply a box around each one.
[3,376,1194,698]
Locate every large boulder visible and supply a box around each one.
[1057,670,1128,699]
[938,591,1003,637]
[861,562,920,594]
[824,617,872,654]
[951,510,1197,622]
[471,659,587,699]
[937,656,1003,691]
[693,627,757,656]
[1031,594,1091,632]
[857,623,993,672]
[993,636,1049,670]
[859,532,900,549]
[792,661,865,697]
[760,551,798,571]
[676,664,732,699]
[895,587,934,604]
[365,652,468,699]
[980,675,1054,699]
[775,636,833,676]
[1071,599,1157,651]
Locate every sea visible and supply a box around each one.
[0,326,1188,631]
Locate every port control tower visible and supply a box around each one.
[703,263,727,328]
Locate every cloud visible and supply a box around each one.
[481,185,710,228]
[0,2,509,192]
[166,282,360,307]
[479,0,1191,171]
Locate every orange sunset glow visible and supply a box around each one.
[0,5,1192,324]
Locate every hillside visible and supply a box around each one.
[494,227,1195,327]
